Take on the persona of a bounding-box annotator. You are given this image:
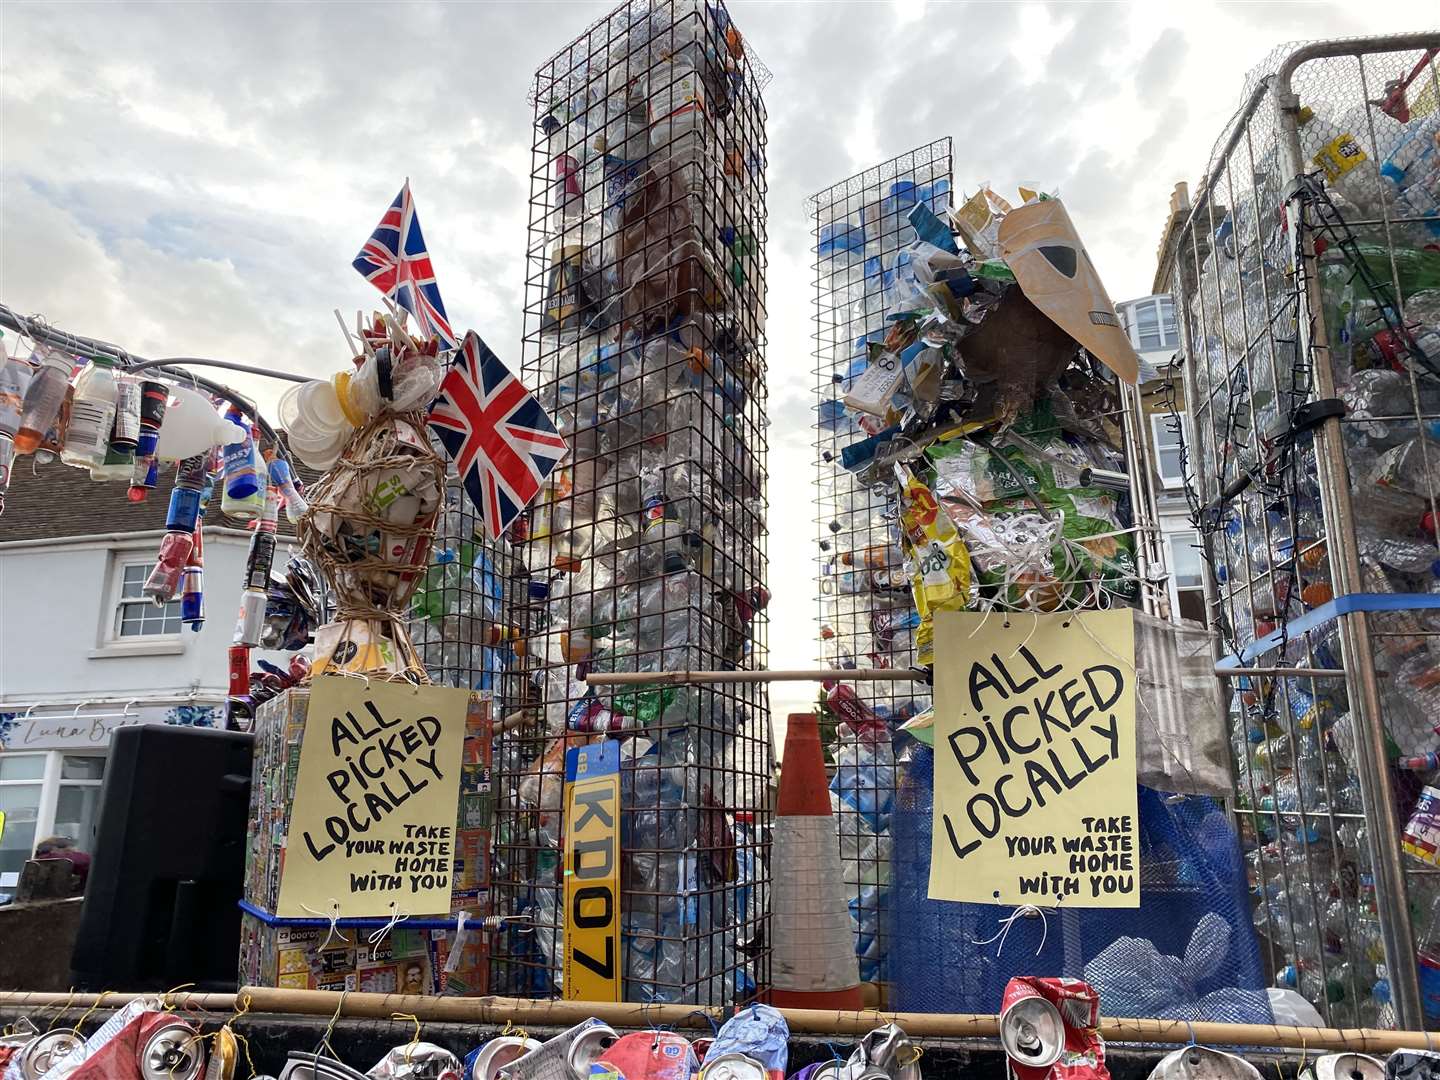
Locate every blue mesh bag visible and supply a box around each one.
[889,744,1272,1022]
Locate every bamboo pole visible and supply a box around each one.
[232,988,1436,1055]
[583,669,925,686]
[0,991,236,1012]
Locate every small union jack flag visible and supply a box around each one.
[353,182,457,351]
[429,331,568,539]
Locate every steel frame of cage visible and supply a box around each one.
[1169,33,1440,1031]
[488,0,772,1004]
[807,139,952,999]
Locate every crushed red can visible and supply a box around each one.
[596,1032,698,1080]
[999,977,1107,1080]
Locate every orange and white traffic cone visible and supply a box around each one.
[769,712,863,1010]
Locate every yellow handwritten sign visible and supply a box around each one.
[277,676,468,918]
[929,609,1139,908]
[563,740,621,1001]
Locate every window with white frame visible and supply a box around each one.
[111,559,183,640]
[0,751,107,893]
[1151,413,1187,489]
[1123,296,1179,352]
[1165,528,1206,623]
[0,754,46,889]
[54,755,106,850]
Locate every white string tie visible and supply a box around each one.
[971,904,1050,957]
[367,904,410,960]
[300,898,342,951]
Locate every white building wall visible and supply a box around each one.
[0,529,300,709]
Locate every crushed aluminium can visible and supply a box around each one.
[999,979,1065,1071]
[368,1043,464,1080]
[1308,1055,1385,1080]
[1386,1048,1440,1078]
[699,1054,767,1080]
[138,1015,205,1080]
[18,1030,84,1080]
[1147,1046,1260,1080]
[999,976,1107,1080]
[465,1039,542,1080]
[565,1024,620,1080]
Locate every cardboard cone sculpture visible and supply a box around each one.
[770,712,863,1009]
[998,197,1140,386]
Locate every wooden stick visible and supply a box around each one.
[333,309,360,359]
[498,708,540,733]
[583,669,925,686]
[0,991,236,1012]
[232,988,1436,1054]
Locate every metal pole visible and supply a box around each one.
[1119,378,1169,619]
[584,668,927,686]
[1273,38,1434,1030]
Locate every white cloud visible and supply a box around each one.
[2,0,1432,730]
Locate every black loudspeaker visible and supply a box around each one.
[70,725,253,991]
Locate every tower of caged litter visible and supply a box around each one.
[492,0,773,1004]
[1166,35,1440,1029]
[810,140,952,994]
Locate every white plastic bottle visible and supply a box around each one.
[153,384,247,461]
[59,357,119,470]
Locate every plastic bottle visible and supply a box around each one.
[268,456,309,523]
[0,344,31,438]
[637,466,696,577]
[153,385,246,461]
[127,381,170,502]
[0,435,13,516]
[221,406,261,498]
[89,375,144,482]
[181,490,209,631]
[233,483,279,647]
[144,454,209,602]
[13,348,74,455]
[59,357,119,470]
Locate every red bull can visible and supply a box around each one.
[999,977,1105,1080]
[999,979,1065,1071]
[139,1015,204,1080]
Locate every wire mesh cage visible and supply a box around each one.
[488,0,772,1004]
[809,139,953,1000]
[408,480,521,702]
[1167,34,1440,1030]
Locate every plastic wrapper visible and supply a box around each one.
[367,1045,463,1080]
[951,184,1013,259]
[706,1005,789,1078]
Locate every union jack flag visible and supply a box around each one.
[429,331,568,539]
[352,182,457,351]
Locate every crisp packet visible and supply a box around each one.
[898,473,973,663]
[898,474,972,609]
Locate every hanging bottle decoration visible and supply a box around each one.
[143,453,208,603]
[233,477,279,647]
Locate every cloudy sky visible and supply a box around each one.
[1,1,1431,725]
